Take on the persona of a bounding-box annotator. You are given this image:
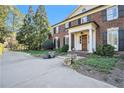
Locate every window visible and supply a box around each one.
[107,6,118,21]
[64,36,69,45]
[59,24,65,32]
[107,27,119,51]
[81,16,88,23]
[65,23,69,28]
[70,19,79,27]
[82,8,86,13]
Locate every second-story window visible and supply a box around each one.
[107,6,118,21]
[81,16,88,23]
[65,23,69,28]
[70,19,79,27]
[59,24,65,32]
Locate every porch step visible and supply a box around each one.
[68,51,89,57]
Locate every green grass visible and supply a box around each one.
[72,54,119,73]
[23,50,50,55]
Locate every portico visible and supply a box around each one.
[68,22,97,53]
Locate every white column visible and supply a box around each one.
[93,29,96,51]
[55,37,58,49]
[68,32,72,51]
[89,29,93,53]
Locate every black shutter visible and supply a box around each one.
[78,18,81,25]
[87,15,91,22]
[102,10,107,22]
[102,31,107,45]
[118,5,124,17]
[63,37,65,46]
[58,38,60,48]
[119,29,124,51]
[69,22,71,28]
[71,34,74,49]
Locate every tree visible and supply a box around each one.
[33,5,50,49]
[17,5,50,50]
[0,5,24,43]
[0,6,9,43]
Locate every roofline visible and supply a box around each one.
[66,5,81,19]
[52,5,103,27]
[66,21,99,30]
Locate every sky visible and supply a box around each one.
[16,5,77,25]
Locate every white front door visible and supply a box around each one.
[107,28,119,51]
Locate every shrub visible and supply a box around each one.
[96,44,115,57]
[42,39,54,50]
[56,45,69,53]
[103,45,115,57]
[96,45,104,56]
[60,44,69,52]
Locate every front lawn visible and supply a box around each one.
[72,54,119,73]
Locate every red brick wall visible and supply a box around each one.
[90,11,124,45]
[52,31,68,48]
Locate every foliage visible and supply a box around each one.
[17,5,50,50]
[56,45,69,53]
[0,6,9,43]
[72,55,118,73]
[96,44,115,57]
[42,39,54,50]
[10,44,28,51]
[0,6,23,43]
[60,44,69,52]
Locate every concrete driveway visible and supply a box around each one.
[0,50,115,88]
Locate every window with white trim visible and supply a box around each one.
[64,36,69,45]
[65,23,69,28]
[107,27,119,51]
[81,16,88,23]
[107,6,118,21]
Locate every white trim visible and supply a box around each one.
[107,27,119,51]
[88,29,93,53]
[64,35,69,38]
[55,37,59,49]
[68,32,72,51]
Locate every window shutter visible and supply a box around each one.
[102,10,107,21]
[63,37,65,45]
[87,15,91,22]
[78,18,81,25]
[118,5,124,17]
[58,38,60,48]
[69,22,71,28]
[71,34,74,49]
[119,29,124,51]
[102,31,107,45]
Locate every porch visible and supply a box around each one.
[68,22,98,53]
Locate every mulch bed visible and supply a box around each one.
[73,56,124,88]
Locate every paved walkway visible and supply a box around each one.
[0,50,115,88]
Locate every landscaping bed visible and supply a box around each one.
[71,54,124,87]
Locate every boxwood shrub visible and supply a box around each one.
[96,44,115,57]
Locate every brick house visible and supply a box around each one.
[51,5,124,53]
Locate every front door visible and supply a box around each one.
[82,35,87,51]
